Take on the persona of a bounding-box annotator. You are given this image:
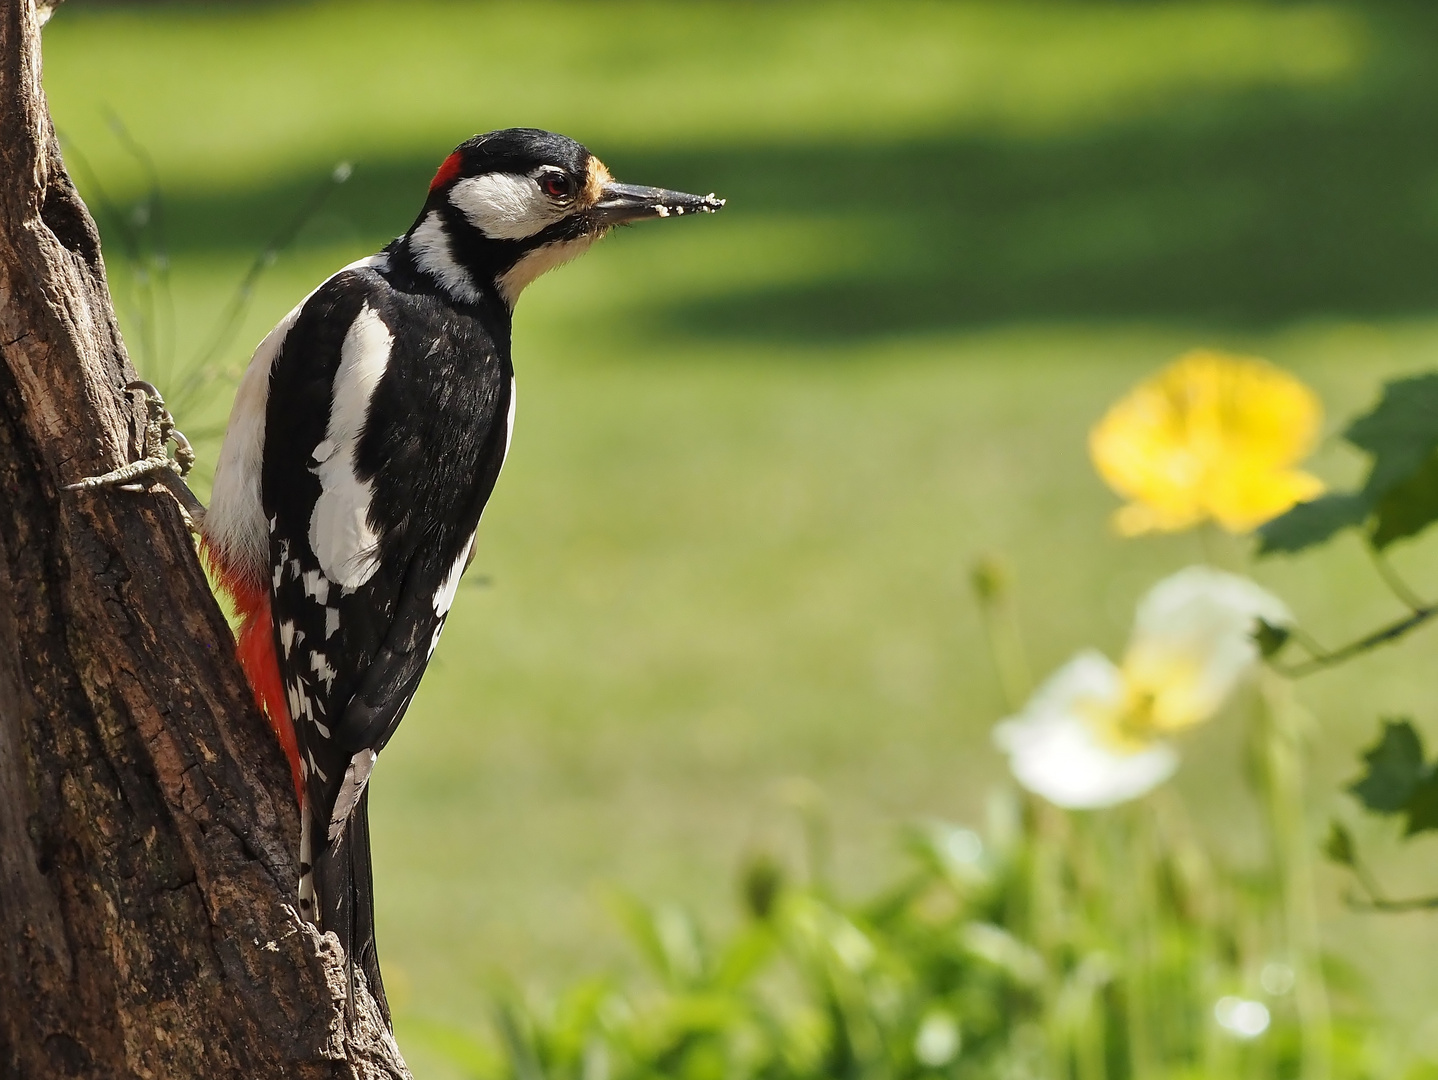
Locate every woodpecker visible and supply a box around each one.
[74,128,722,1023]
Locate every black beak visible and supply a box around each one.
[593,182,725,225]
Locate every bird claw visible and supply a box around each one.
[66,381,204,531]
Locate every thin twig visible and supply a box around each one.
[1284,623,1333,662]
[57,134,143,262]
[105,109,176,387]
[1272,607,1436,677]
[171,162,352,417]
[1346,891,1438,913]
[1367,544,1429,613]
[1333,842,1438,912]
[57,134,156,356]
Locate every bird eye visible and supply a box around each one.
[539,172,574,200]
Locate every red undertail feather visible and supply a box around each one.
[203,544,303,804]
[429,151,463,192]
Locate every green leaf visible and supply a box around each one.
[1257,493,1369,555]
[491,998,549,1080]
[1323,821,1356,867]
[1405,774,1438,836]
[1372,447,1438,548]
[1261,372,1438,555]
[1349,719,1426,813]
[1253,618,1291,658]
[1347,373,1438,498]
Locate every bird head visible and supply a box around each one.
[407,128,724,308]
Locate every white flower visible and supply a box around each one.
[994,651,1179,809]
[993,567,1289,809]
[1123,567,1291,735]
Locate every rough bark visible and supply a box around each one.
[0,2,409,1076]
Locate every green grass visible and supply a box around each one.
[40,2,1438,1075]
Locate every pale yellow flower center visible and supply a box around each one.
[1084,654,1209,753]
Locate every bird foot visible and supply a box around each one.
[66,380,205,532]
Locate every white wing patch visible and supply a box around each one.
[426,375,515,623]
[309,649,338,693]
[308,304,392,589]
[302,569,331,605]
[328,750,378,842]
[433,532,476,618]
[205,254,388,591]
[411,211,482,303]
[450,172,564,241]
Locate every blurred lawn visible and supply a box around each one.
[41,1,1438,1073]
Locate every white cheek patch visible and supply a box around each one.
[308,304,392,589]
[450,173,564,241]
[496,236,596,307]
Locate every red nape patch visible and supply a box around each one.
[429,151,463,193]
[203,545,303,805]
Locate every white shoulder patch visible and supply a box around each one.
[450,173,563,241]
[307,303,392,589]
[410,211,482,303]
[205,254,389,590]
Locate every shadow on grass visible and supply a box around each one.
[93,1,1438,344]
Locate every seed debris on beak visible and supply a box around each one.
[593,182,725,226]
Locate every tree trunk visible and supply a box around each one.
[0,2,409,1076]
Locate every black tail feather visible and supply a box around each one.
[314,789,391,1029]
[350,788,390,1023]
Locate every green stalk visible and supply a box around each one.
[970,555,1032,713]
[1256,672,1331,1080]
[1120,807,1161,1080]
[1024,797,1075,1079]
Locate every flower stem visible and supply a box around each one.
[1257,672,1331,1080]
[1367,544,1429,613]
[1121,807,1162,1080]
[1273,607,1436,677]
[970,555,1032,712]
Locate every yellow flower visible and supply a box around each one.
[1090,349,1325,536]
